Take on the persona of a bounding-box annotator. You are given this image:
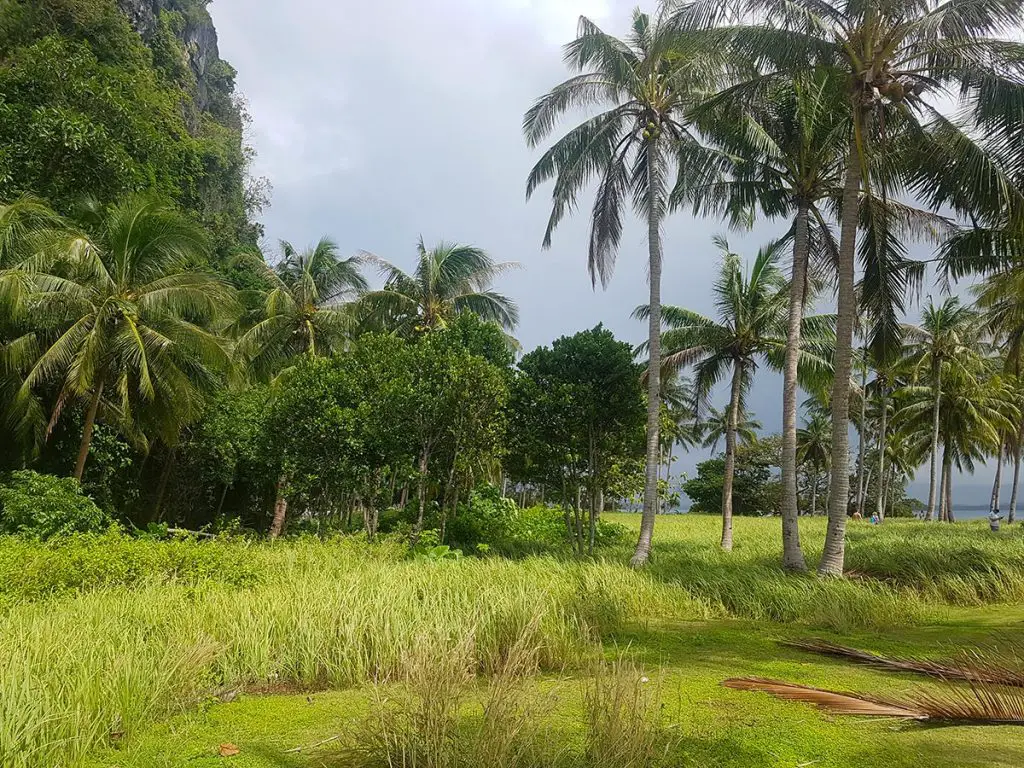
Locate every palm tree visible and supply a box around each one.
[236,237,368,381]
[638,237,832,550]
[895,364,1016,523]
[905,298,982,522]
[524,9,717,567]
[0,197,70,431]
[359,239,519,337]
[976,274,1024,523]
[14,196,235,480]
[672,0,1024,574]
[235,237,367,537]
[675,70,847,570]
[797,412,831,516]
[700,406,761,456]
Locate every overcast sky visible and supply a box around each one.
[208,0,996,505]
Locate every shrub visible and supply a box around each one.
[0,471,111,540]
[0,530,262,601]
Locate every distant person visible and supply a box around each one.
[988,510,1005,532]
[869,513,880,525]
[852,510,863,521]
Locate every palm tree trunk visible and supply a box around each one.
[855,354,868,518]
[1009,441,1021,525]
[780,201,810,571]
[630,148,663,569]
[926,359,942,522]
[819,140,861,576]
[876,385,888,523]
[73,384,104,482]
[941,445,954,523]
[990,437,1004,515]
[721,361,743,552]
[269,475,288,538]
[810,474,817,517]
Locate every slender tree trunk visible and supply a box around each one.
[631,146,663,568]
[574,483,584,555]
[215,483,229,518]
[414,448,430,539]
[990,437,1004,514]
[941,445,954,523]
[721,361,743,552]
[855,352,868,518]
[400,482,410,508]
[810,474,817,517]
[665,451,674,512]
[819,140,861,576]
[153,447,177,523]
[926,360,942,522]
[876,385,888,523]
[780,201,811,571]
[270,475,288,538]
[73,384,104,481]
[1010,437,1021,525]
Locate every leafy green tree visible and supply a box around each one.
[14,195,235,480]
[236,238,367,381]
[673,0,1024,574]
[683,436,782,517]
[637,237,832,550]
[524,9,717,567]
[508,326,645,554]
[360,239,519,336]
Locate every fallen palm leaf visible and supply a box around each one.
[783,639,1024,688]
[723,676,1024,725]
[722,678,927,719]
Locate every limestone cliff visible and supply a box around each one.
[117,0,233,119]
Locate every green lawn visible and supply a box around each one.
[69,515,1024,768]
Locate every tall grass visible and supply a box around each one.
[606,514,1024,627]
[0,541,697,768]
[4,516,1024,766]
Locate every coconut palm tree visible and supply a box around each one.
[637,237,832,550]
[797,412,831,516]
[0,197,70,432]
[905,298,983,522]
[895,363,1017,523]
[235,237,367,537]
[671,0,1024,574]
[674,70,847,570]
[14,196,235,480]
[359,239,519,337]
[524,8,719,567]
[700,406,761,456]
[236,237,368,381]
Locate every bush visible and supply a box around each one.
[0,530,261,601]
[0,471,111,540]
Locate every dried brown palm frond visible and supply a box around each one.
[722,678,927,719]
[783,639,1024,688]
[723,677,1024,725]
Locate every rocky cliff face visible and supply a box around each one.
[117,0,228,115]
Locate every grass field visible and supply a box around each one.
[4,514,1024,767]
